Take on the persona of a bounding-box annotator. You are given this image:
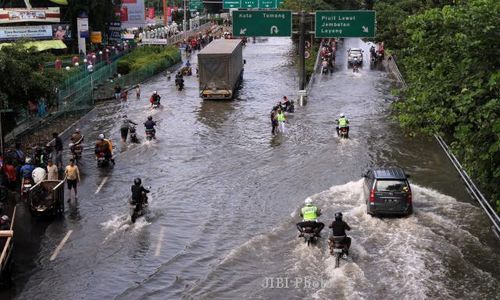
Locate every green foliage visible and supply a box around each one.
[391,0,500,211]
[116,46,181,75]
[0,43,61,110]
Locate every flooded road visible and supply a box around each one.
[5,38,499,300]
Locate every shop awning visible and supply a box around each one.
[0,40,67,51]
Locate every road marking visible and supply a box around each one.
[50,230,73,261]
[155,227,166,256]
[95,176,108,194]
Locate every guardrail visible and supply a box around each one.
[435,135,500,235]
[385,56,499,237]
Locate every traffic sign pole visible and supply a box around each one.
[298,10,306,90]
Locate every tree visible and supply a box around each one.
[393,0,500,211]
[0,44,62,132]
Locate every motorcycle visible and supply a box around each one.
[328,236,349,268]
[283,101,295,113]
[96,152,110,168]
[145,129,155,141]
[339,127,349,139]
[301,226,318,246]
[129,126,140,144]
[129,190,149,223]
[21,177,33,196]
[353,62,359,73]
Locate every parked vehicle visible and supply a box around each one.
[28,179,65,217]
[198,39,244,100]
[363,168,412,216]
[347,48,363,66]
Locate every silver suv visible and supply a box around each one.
[363,168,412,216]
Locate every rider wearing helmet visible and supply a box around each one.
[144,116,157,138]
[131,177,150,207]
[328,212,352,255]
[150,91,161,107]
[20,157,35,179]
[94,133,115,164]
[336,113,350,137]
[120,115,138,142]
[0,215,10,230]
[296,198,325,237]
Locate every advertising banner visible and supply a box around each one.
[106,21,122,43]
[0,7,60,24]
[121,0,146,28]
[0,24,70,41]
[90,31,102,44]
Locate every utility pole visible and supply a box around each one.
[298,10,306,90]
[183,0,187,32]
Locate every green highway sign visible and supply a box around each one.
[189,0,203,10]
[259,0,277,8]
[232,10,292,37]
[223,0,240,9]
[224,0,281,9]
[315,10,375,38]
[241,0,258,8]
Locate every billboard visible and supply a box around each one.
[0,7,60,24]
[121,0,146,28]
[0,24,70,41]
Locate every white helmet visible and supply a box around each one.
[25,157,32,164]
[75,128,80,133]
[153,91,157,94]
[304,198,313,205]
[339,113,345,118]
[98,134,105,140]
[69,143,74,148]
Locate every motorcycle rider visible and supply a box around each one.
[328,212,352,255]
[321,58,328,74]
[336,113,350,137]
[370,45,376,61]
[352,57,359,71]
[175,72,184,90]
[150,91,161,108]
[94,134,115,164]
[296,198,325,238]
[131,178,150,222]
[120,115,138,142]
[144,116,157,139]
[71,128,83,145]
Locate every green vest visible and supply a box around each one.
[277,112,285,122]
[301,205,318,221]
[338,117,348,127]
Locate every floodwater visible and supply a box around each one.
[3,38,499,300]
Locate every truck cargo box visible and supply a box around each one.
[198,39,244,100]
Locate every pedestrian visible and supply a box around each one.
[52,132,63,169]
[114,84,121,100]
[3,159,17,191]
[64,159,80,200]
[135,84,141,99]
[275,107,286,134]
[271,109,278,135]
[46,159,58,180]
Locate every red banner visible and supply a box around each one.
[147,8,154,19]
[120,6,128,22]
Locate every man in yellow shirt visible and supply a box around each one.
[65,159,80,200]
